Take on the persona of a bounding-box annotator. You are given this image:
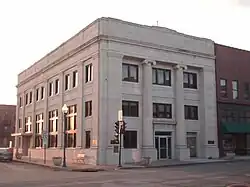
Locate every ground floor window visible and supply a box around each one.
[66,133,76,148]
[123,131,137,149]
[35,135,42,148]
[48,134,58,148]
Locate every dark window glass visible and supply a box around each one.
[153,103,172,118]
[183,72,197,89]
[152,68,171,86]
[184,105,198,120]
[123,131,137,149]
[122,64,139,82]
[85,131,91,149]
[85,101,92,117]
[122,101,139,117]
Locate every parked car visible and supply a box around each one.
[0,148,13,162]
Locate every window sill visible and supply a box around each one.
[185,119,199,121]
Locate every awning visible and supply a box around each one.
[221,122,250,133]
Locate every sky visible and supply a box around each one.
[0,0,249,105]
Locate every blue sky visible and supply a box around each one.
[0,0,249,105]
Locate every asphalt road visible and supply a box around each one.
[1,161,250,187]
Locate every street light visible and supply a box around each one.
[62,104,68,167]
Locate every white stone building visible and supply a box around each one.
[14,17,219,165]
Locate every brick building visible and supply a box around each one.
[215,44,250,157]
[0,105,16,147]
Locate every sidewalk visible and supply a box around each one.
[13,156,250,171]
[13,157,116,172]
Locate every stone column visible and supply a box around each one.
[199,67,219,158]
[15,95,20,148]
[174,64,190,160]
[76,61,84,148]
[142,60,157,160]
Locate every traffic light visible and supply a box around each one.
[120,121,127,134]
[115,121,119,134]
[113,121,120,144]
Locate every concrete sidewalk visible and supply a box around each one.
[13,157,116,172]
[13,156,250,171]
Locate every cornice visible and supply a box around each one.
[100,35,215,60]
[17,36,101,87]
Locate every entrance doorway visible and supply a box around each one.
[187,132,197,157]
[155,131,172,160]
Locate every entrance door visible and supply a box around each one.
[155,136,172,159]
[187,134,197,157]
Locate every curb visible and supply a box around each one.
[12,159,105,172]
[120,159,250,170]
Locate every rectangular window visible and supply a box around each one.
[85,64,93,83]
[49,82,53,96]
[152,68,171,86]
[244,83,250,100]
[48,109,58,148]
[85,101,92,117]
[183,72,197,89]
[65,133,76,148]
[85,131,91,149]
[232,80,239,99]
[65,74,70,90]
[35,113,43,147]
[123,131,137,149]
[73,71,78,88]
[36,88,39,101]
[153,103,172,118]
[220,78,227,97]
[25,93,28,105]
[18,119,22,129]
[19,97,22,107]
[122,100,139,117]
[29,92,32,104]
[41,87,44,100]
[184,105,198,120]
[65,105,77,148]
[122,63,139,82]
[48,135,58,148]
[55,79,59,94]
[24,116,32,132]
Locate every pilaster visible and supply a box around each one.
[199,67,219,158]
[15,95,19,148]
[141,59,157,159]
[58,73,64,148]
[31,87,36,148]
[43,81,49,148]
[76,62,84,148]
[174,64,190,160]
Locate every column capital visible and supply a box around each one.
[173,64,187,70]
[143,59,156,66]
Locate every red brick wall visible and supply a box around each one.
[0,105,16,147]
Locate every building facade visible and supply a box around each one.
[14,17,219,165]
[215,44,250,157]
[0,105,16,147]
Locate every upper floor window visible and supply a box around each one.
[122,63,138,82]
[232,80,239,99]
[41,87,44,100]
[25,93,28,105]
[73,71,78,88]
[85,101,92,117]
[152,68,171,86]
[244,83,250,100]
[220,78,227,98]
[184,105,198,120]
[65,74,70,91]
[122,100,139,117]
[18,119,22,129]
[49,82,54,96]
[36,88,39,101]
[29,91,33,104]
[55,79,59,94]
[183,72,197,89]
[85,64,93,83]
[153,103,172,118]
[19,96,22,107]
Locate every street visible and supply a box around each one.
[1,161,250,187]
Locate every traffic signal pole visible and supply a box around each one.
[118,125,122,167]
